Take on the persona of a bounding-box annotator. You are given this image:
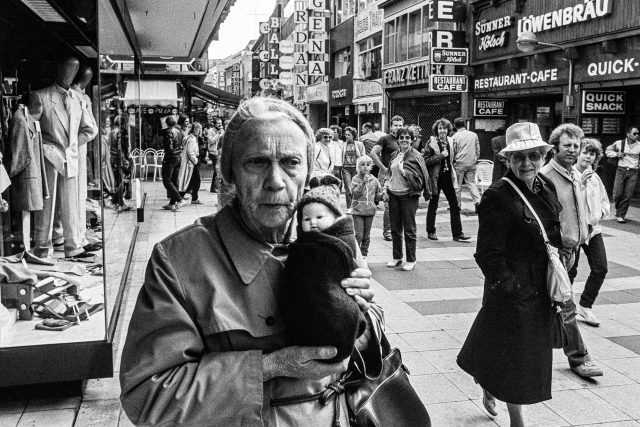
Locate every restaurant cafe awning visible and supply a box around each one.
[185,79,241,108]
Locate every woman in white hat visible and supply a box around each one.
[457,122,563,426]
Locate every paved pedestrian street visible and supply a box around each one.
[1,175,640,426]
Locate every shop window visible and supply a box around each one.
[397,14,408,63]
[383,20,396,65]
[332,47,352,77]
[358,33,382,79]
[408,9,422,59]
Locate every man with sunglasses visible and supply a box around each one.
[541,123,603,379]
[605,126,639,223]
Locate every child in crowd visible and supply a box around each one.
[350,155,382,262]
[280,175,367,363]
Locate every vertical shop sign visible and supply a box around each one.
[269,17,280,77]
[308,0,326,11]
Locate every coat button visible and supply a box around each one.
[266,316,276,326]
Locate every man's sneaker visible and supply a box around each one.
[386,259,402,268]
[397,261,416,271]
[427,232,438,241]
[616,216,626,223]
[172,200,186,211]
[453,233,472,242]
[576,304,601,327]
[162,204,174,210]
[571,361,603,378]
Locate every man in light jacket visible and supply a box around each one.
[452,117,481,211]
[541,123,603,380]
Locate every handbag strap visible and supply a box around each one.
[502,177,549,244]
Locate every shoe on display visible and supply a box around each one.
[616,216,626,223]
[383,233,392,241]
[453,233,472,242]
[65,251,96,263]
[162,204,174,210]
[571,361,603,378]
[386,259,402,268]
[83,243,102,252]
[427,232,438,241]
[397,261,416,271]
[191,200,203,204]
[576,304,601,327]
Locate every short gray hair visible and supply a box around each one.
[220,97,315,184]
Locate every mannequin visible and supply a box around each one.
[71,66,99,250]
[8,103,50,251]
[29,56,98,261]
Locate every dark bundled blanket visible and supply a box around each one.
[282,216,367,363]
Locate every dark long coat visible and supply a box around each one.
[457,169,562,405]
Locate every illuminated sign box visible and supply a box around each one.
[430,75,468,92]
[581,90,625,115]
[474,99,507,117]
[431,47,469,65]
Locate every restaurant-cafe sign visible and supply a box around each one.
[474,99,507,117]
[474,67,561,90]
[581,90,625,114]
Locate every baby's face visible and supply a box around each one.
[301,202,338,232]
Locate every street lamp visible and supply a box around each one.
[516,31,575,109]
[352,74,387,132]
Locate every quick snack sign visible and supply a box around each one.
[581,90,625,114]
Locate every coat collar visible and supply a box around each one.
[548,158,578,182]
[214,201,290,285]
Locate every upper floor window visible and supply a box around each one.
[332,0,356,27]
[332,47,352,77]
[357,32,382,79]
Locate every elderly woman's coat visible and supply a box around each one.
[119,201,383,426]
[457,169,562,405]
[177,134,199,192]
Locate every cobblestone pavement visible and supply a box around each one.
[1,169,640,426]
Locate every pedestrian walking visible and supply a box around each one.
[330,125,345,188]
[569,138,610,326]
[107,115,132,212]
[541,123,604,379]
[313,128,334,178]
[370,115,404,241]
[452,117,481,211]
[384,126,430,271]
[458,122,561,427]
[341,126,365,211]
[208,117,224,193]
[161,116,184,211]
[424,118,470,242]
[605,125,639,223]
[351,155,382,262]
[178,122,203,205]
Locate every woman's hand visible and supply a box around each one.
[262,346,349,382]
[581,169,594,185]
[341,268,375,312]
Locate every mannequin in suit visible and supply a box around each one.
[70,66,99,250]
[29,56,98,261]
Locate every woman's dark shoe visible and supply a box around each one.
[482,389,498,416]
[427,232,438,241]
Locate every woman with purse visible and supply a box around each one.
[457,122,562,427]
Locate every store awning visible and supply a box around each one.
[185,80,241,108]
[122,80,179,105]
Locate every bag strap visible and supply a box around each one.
[502,177,549,244]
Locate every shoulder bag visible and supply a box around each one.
[607,139,625,166]
[502,177,572,305]
[345,332,431,427]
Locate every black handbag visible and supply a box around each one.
[346,333,431,427]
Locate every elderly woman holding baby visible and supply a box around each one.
[119,97,382,426]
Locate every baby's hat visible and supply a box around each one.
[297,174,342,225]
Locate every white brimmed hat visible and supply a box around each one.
[500,122,553,155]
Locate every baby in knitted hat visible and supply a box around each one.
[280,174,367,363]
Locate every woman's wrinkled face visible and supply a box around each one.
[321,132,333,145]
[509,149,544,183]
[232,118,308,233]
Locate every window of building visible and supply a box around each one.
[408,9,421,59]
[332,47,352,77]
[383,20,395,64]
[422,6,431,56]
[358,0,377,10]
[396,14,408,62]
[357,32,382,79]
[332,0,356,27]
